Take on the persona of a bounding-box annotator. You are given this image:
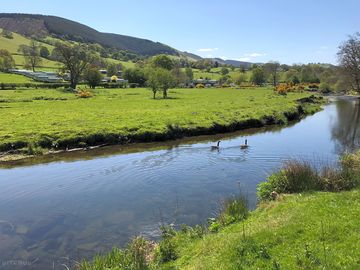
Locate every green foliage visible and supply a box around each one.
[145,67,176,98]
[218,195,249,226]
[319,82,332,93]
[258,151,360,201]
[123,68,146,86]
[18,40,42,71]
[84,67,103,89]
[250,67,266,86]
[0,49,15,72]
[107,63,119,77]
[39,46,50,58]
[150,54,174,70]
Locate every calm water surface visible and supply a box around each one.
[0,97,359,269]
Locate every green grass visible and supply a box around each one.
[0,87,319,152]
[0,72,35,83]
[160,189,360,270]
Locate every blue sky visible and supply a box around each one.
[2,0,360,64]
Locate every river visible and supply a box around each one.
[0,96,359,269]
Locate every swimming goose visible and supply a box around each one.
[211,141,221,150]
[240,139,249,149]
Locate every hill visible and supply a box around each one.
[0,13,179,57]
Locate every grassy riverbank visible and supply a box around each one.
[0,87,321,157]
[79,151,360,270]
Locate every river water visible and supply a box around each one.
[0,97,359,269]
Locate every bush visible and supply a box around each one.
[319,82,332,93]
[77,89,92,98]
[258,151,360,200]
[218,195,249,226]
[257,160,321,200]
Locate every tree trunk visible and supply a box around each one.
[153,91,156,99]
[163,89,167,99]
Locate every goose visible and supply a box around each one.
[240,139,249,149]
[211,141,221,150]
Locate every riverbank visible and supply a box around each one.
[0,87,322,162]
[79,150,360,270]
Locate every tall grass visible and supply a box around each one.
[257,150,360,200]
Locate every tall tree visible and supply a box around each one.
[146,67,176,99]
[250,67,266,86]
[338,33,360,93]
[18,41,42,71]
[54,43,93,89]
[151,54,174,70]
[0,49,15,72]
[264,61,280,88]
[84,66,103,89]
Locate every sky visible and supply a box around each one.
[1,0,360,64]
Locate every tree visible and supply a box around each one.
[185,67,194,85]
[1,29,13,39]
[338,32,360,93]
[146,68,176,99]
[250,67,266,86]
[54,43,93,89]
[172,64,186,86]
[107,63,119,77]
[0,49,15,72]
[123,68,146,86]
[234,73,247,85]
[220,67,229,76]
[84,66,103,89]
[40,46,50,59]
[151,54,174,70]
[18,41,42,71]
[264,61,280,88]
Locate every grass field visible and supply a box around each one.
[0,87,319,152]
[159,189,360,270]
[0,72,35,83]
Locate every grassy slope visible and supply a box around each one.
[163,189,360,269]
[0,29,131,71]
[0,88,318,151]
[0,72,34,83]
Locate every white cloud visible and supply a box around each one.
[320,46,328,50]
[237,57,251,61]
[220,56,228,60]
[197,48,219,52]
[245,52,267,57]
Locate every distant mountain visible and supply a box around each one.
[0,13,179,57]
[206,58,254,69]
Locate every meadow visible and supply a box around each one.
[0,87,320,153]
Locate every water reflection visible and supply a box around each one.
[0,97,359,269]
[330,97,360,152]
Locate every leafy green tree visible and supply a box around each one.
[84,66,103,89]
[338,32,360,93]
[0,49,15,72]
[146,68,176,99]
[234,73,247,85]
[151,54,174,70]
[220,67,229,75]
[185,67,194,85]
[123,68,146,86]
[54,43,94,89]
[107,63,119,77]
[264,61,280,88]
[1,29,13,39]
[250,67,266,86]
[18,41,42,71]
[40,46,50,59]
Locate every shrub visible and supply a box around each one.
[257,160,321,200]
[319,82,332,93]
[77,89,92,98]
[157,239,177,263]
[258,151,360,200]
[217,195,249,226]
